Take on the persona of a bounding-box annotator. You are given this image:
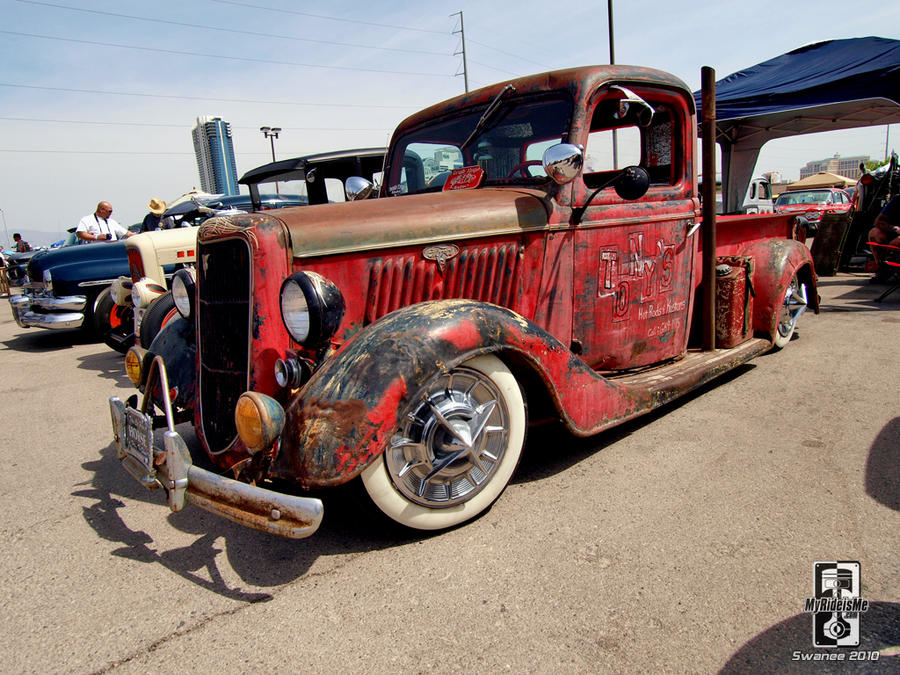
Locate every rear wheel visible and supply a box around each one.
[361,354,525,530]
[773,274,808,349]
[139,291,178,347]
[93,287,133,353]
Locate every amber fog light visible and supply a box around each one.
[235,392,286,454]
[125,346,148,386]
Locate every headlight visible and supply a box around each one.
[42,268,52,291]
[235,392,285,454]
[280,271,345,346]
[125,346,148,386]
[171,268,196,319]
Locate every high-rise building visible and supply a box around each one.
[191,116,239,195]
[799,154,869,180]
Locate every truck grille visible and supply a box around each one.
[365,243,522,323]
[197,238,251,452]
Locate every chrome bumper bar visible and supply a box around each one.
[9,293,86,329]
[108,355,323,539]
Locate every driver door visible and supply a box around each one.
[571,86,698,371]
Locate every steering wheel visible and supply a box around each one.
[506,160,542,178]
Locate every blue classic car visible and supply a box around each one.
[9,240,130,341]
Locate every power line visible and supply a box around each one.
[208,0,447,35]
[0,30,454,78]
[0,115,390,131]
[16,0,451,57]
[0,82,421,109]
[468,39,549,69]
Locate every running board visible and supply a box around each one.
[611,338,771,412]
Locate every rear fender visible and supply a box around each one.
[269,299,647,488]
[741,238,819,339]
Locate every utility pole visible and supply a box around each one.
[451,10,469,93]
[0,208,8,250]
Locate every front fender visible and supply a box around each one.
[268,299,647,488]
[738,238,819,339]
[145,315,196,409]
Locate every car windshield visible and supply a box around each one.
[385,93,572,196]
[775,190,831,206]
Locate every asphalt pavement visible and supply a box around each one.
[0,274,897,674]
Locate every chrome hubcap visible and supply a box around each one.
[386,366,509,508]
[778,278,808,337]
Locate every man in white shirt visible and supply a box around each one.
[75,202,133,242]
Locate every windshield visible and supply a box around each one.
[775,190,832,206]
[385,94,572,196]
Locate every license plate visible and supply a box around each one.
[123,406,155,480]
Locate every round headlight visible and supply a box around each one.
[125,346,148,386]
[235,392,285,454]
[280,271,345,346]
[171,268,196,319]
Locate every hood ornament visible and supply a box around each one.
[422,244,460,273]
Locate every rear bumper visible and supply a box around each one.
[9,293,86,329]
[108,355,323,539]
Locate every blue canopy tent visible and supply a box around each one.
[695,37,900,212]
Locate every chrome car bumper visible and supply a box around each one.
[9,293,86,329]
[109,355,323,539]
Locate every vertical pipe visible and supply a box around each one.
[701,66,717,352]
[608,0,618,169]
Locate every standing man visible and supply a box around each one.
[75,202,133,242]
[12,233,31,252]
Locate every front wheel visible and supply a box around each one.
[139,291,178,347]
[361,354,525,531]
[93,287,134,353]
[773,274,808,349]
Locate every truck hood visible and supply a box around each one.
[273,187,554,258]
[27,241,129,290]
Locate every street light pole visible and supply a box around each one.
[260,126,282,194]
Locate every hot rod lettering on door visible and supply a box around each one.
[599,232,678,322]
[574,219,695,370]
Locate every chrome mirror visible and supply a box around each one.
[542,143,584,185]
[345,176,374,201]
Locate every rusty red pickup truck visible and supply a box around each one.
[110,65,817,538]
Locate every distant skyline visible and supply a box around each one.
[1,0,898,246]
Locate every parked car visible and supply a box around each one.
[111,65,815,540]
[774,187,852,232]
[112,148,386,351]
[9,240,130,342]
[4,229,83,287]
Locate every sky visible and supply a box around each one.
[1,0,898,247]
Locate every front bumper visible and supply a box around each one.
[108,355,323,539]
[9,291,86,329]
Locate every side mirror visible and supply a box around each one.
[345,176,374,201]
[613,165,650,201]
[542,143,584,185]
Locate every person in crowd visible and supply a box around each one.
[869,194,900,247]
[75,202,133,242]
[141,198,175,232]
[868,194,900,282]
[13,232,31,252]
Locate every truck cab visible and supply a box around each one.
[111,65,817,539]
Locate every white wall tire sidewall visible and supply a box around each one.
[361,354,525,531]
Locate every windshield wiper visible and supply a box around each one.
[460,84,517,151]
